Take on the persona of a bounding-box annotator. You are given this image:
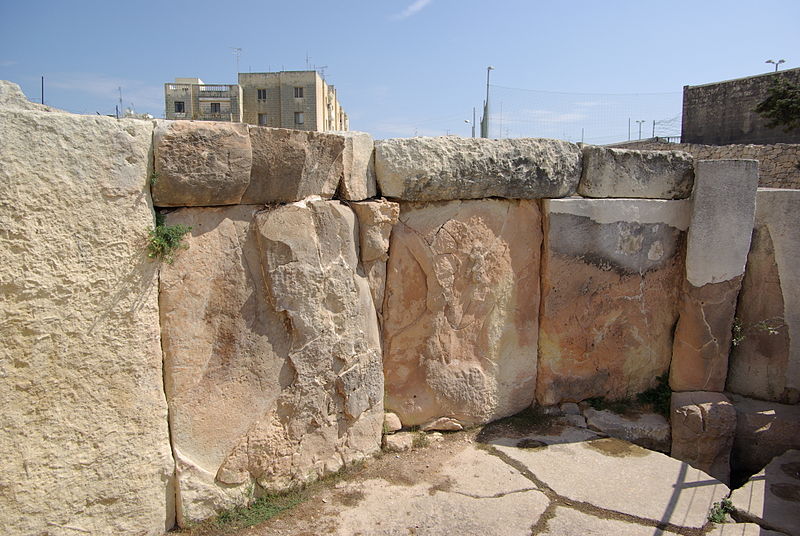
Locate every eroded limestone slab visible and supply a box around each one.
[0,108,173,535]
[670,391,736,485]
[579,145,694,199]
[727,189,800,404]
[730,394,800,477]
[160,200,383,525]
[536,198,690,405]
[583,408,670,452]
[670,160,758,392]
[382,199,541,427]
[497,438,729,529]
[153,120,253,206]
[335,130,377,201]
[375,136,582,201]
[541,507,680,535]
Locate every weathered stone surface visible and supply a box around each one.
[382,433,414,452]
[349,199,400,326]
[0,79,52,111]
[160,200,383,525]
[153,120,252,206]
[730,449,800,536]
[541,507,681,536]
[334,130,377,201]
[670,391,736,485]
[536,198,690,405]
[707,524,788,536]
[485,425,602,449]
[421,417,464,432]
[497,438,729,529]
[730,394,800,476]
[384,412,402,434]
[583,409,671,452]
[0,109,174,534]
[727,189,800,404]
[383,199,542,427]
[578,146,694,199]
[670,160,758,392]
[375,136,582,201]
[243,126,344,203]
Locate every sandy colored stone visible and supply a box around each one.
[375,136,582,201]
[670,391,736,485]
[670,277,743,392]
[727,189,800,404]
[730,449,800,536]
[730,394,800,476]
[243,126,344,203]
[437,446,539,497]
[382,199,541,427]
[707,524,789,536]
[536,198,689,405]
[0,108,174,534]
[0,79,55,111]
[153,120,253,206]
[583,408,671,452]
[541,507,681,535]
[382,433,414,452]
[421,417,464,432]
[497,438,729,529]
[160,200,383,526]
[579,145,694,199]
[384,412,402,434]
[334,130,377,201]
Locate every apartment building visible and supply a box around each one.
[164,71,348,131]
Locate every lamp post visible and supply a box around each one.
[481,66,494,138]
[766,59,786,72]
[635,120,646,140]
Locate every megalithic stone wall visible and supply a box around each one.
[670,160,759,392]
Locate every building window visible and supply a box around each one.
[294,112,304,125]
[210,102,221,114]
[258,113,268,126]
[174,101,185,113]
[257,89,267,101]
[294,87,304,98]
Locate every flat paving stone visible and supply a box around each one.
[484,424,602,448]
[497,437,729,529]
[540,506,680,535]
[437,445,539,497]
[730,449,800,536]
[707,523,789,535]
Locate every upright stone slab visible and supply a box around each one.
[536,198,690,406]
[335,131,378,201]
[160,201,383,526]
[382,199,541,427]
[153,120,253,206]
[578,146,694,199]
[730,394,800,476]
[242,127,345,203]
[670,391,736,485]
[670,160,758,392]
[727,189,800,404]
[374,136,582,201]
[0,102,174,534]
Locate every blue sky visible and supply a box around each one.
[1,0,798,141]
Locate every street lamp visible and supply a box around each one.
[481,66,494,138]
[765,59,786,72]
[635,120,646,140]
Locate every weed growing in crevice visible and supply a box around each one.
[708,497,734,523]
[636,373,672,418]
[731,316,785,348]
[147,212,191,264]
[412,432,430,449]
[149,170,160,186]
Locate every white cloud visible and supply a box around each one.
[393,0,433,20]
[0,60,18,67]
[48,73,163,112]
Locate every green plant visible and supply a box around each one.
[586,396,632,415]
[636,373,671,417]
[708,497,734,523]
[731,316,785,347]
[412,432,430,449]
[147,212,192,264]
[213,490,303,531]
[149,170,159,186]
[754,79,800,132]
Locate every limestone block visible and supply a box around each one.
[374,136,581,201]
[160,200,383,526]
[670,160,758,392]
[583,408,671,452]
[578,146,694,199]
[0,109,173,535]
[536,198,690,405]
[670,391,736,485]
[727,189,800,404]
[382,199,542,427]
[730,449,800,536]
[153,120,253,206]
[730,394,800,477]
[382,433,414,452]
[384,412,402,434]
[333,130,377,201]
[0,79,51,111]
[349,199,400,326]
[242,126,344,203]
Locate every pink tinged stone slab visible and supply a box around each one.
[730,449,800,536]
[496,438,729,529]
[730,394,800,477]
[670,391,736,485]
[536,198,690,406]
[670,160,758,392]
[152,120,253,206]
[727,189,800,404]
[382,199,542,427]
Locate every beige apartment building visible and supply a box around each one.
[164,71,348,131]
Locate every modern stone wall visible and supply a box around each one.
[2,79,799,535]
[612,140,800,189]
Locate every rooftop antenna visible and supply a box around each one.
[318,65,328,79]
[118,86,123,118]
[230,47,242,75]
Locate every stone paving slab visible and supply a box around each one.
[483,424,602,448]
[540,506,680,535]
[496,437,729,529]
[708,523,789,535]
[437,445,540,497]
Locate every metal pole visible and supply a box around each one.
[472,107,476,138]
[482,66,494,138]
[628,118,631,141]
[652,120,656,138]
[41,76,44,105]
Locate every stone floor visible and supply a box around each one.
[230,418,792,536]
